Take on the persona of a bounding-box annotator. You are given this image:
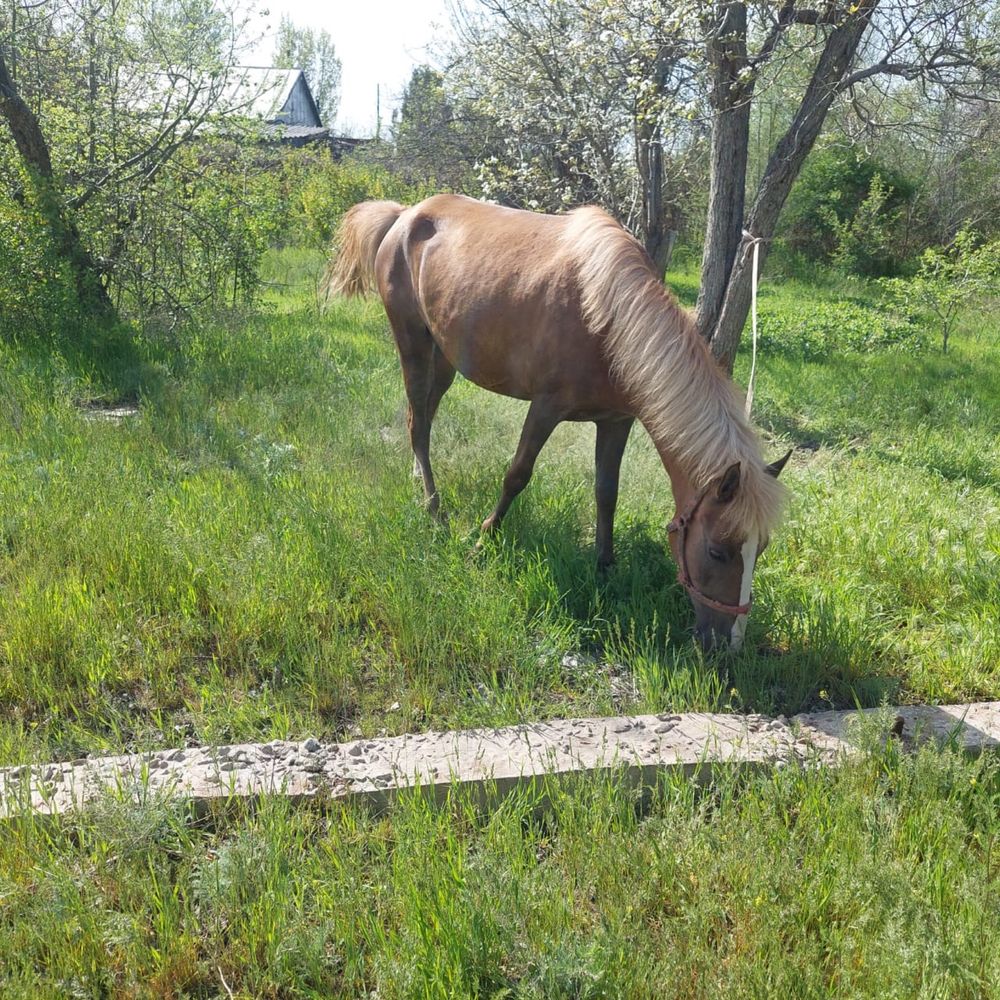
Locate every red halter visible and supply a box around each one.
[667,485,753,617]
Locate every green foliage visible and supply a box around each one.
[825,173,898,277]
[0,191,80,338]
[779,147,917,276]
[295,155,433,248]
[881,229,1000,352]
[755,292,927,361]
[103,142,278,323]
[0,0,272,325]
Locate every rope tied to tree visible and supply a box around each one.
[742,229,766,418]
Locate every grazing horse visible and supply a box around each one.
[323,194,790,650]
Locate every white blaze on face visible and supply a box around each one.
[730,531,759,650]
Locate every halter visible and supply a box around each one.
[667,485,753,617]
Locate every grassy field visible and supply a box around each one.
[0,252,998,996]
[0,252,996,766]
[1,731,999,998]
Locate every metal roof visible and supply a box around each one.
[220,67,304,122]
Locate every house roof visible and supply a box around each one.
[138,66,319,126]
[223,67,305,122]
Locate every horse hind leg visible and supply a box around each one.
[480,398,561,538]
[391,321,445,518]
[414,344,456,479]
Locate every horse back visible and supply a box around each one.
[375,195,630,416]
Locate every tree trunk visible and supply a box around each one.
[0,46,113,316]
[704,2,879,372]
[696,2,750,341]
[637,127,678,276]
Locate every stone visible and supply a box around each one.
[3,702,1000,819]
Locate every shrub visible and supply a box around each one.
[295,154,434,249]
[881,230,1000,352]
[0,194,81,340]
[779,147,916,276]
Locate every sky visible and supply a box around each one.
[253,0,452,136]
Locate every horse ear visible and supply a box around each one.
[716,462,741,503]
[765,449,793,479]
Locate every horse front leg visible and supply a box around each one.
[480,398,561,537]
[594,417,634,571]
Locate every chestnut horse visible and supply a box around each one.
[323,194,789,650]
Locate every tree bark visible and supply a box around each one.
[0,46,113,316]
[636,47,681,278]
[637,127,677,276]
[704,2,880,372]
[696,2,750,341]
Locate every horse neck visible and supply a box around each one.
[648,432,701,516]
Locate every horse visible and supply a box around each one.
[322,193,790,651]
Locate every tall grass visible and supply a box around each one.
[0,252,998,996]
[1,736,998,997]
[0,254,996,769]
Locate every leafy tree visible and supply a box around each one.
[0,0,269,324]
[881,230,1000,352]
[0,42,111,314]
[273,14,341,125]
[389,66,480,192]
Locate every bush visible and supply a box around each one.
[295,154,434,249]
[0,194,81,340]
[779,147,917,276]
[881,230,1000,352]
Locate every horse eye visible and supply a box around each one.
[708,546,727,563]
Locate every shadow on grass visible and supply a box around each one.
[487,509,901,717]
[9,317,156,403]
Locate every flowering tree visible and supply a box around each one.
[447,0,1000,372]
[448,0,704,274]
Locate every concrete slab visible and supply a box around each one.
[2,702,998,819]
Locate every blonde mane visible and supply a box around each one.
[565,207,786,538]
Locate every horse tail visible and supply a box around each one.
[321,200,405,302]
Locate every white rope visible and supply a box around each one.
[743,230,762,418]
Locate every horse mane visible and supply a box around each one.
[565,207,786,538]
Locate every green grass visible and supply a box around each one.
[1,731,999,997]
[0,253,997,766]
[0,251,998,996]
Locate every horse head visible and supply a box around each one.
[668,450,791,652]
